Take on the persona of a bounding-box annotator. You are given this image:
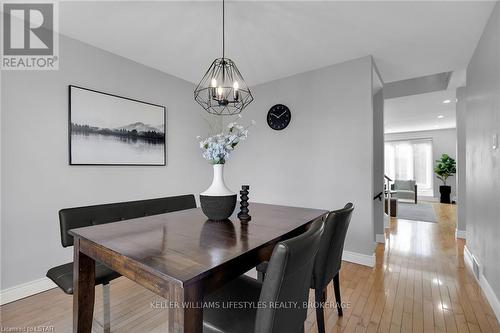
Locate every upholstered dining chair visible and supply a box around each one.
[256,203,354,333]
[202,217,325,333]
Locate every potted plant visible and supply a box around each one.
[434,153,456,203]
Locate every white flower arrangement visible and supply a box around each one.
[197,116,255,165]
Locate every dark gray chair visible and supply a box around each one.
[46,195,196,333]
[202,217,325,333]
[256,203,354,333]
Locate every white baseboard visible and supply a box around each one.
[463,246,500,322]
[419,195,439,202]
[455,229,466,239]
[342,250,375,267]
[0,277,57,306]
[464,245,474,271]
[375,233,385,244]
[479,271,500,322]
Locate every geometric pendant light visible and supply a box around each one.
[194,0,253,115]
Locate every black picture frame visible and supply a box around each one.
[68,85,167,166]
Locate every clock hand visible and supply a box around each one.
[276,111,287,118]
[270,113,279,118]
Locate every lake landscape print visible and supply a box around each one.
[69,86,166,165]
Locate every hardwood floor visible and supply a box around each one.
[1,203,499,332]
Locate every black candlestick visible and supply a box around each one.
[238,185,251,223]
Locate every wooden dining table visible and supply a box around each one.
[69,202,328,333]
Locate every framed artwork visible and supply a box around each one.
[69,85,166,166]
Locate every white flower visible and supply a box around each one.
[197,119,254,164]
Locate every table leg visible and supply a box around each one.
[73,238,95,333]
[168,284,203,333]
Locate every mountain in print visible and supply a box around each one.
[118,122,164,134]
[71,121,164,140]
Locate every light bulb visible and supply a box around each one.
[233,81,239,101]
[217,86,223,97]
[211,78,217,87]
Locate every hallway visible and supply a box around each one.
[305,203,499,332]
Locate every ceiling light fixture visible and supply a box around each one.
[443,99,451,104]
[194,0,253,115]
[438,115,444,119]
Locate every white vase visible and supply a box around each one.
[200,164,237,221]
[201,164,234,196]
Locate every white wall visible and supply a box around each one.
[225,56,377,259]
[465,2,500,319]
[384,128,457,199]
[456,87,467,234]
[0,35,212,291]
[372,68,385,239]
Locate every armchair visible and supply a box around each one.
[391,180,418,204]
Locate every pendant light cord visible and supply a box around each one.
[222,0,225,60]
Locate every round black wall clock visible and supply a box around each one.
[267,104,291,130]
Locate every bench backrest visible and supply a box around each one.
[59,194,196,247]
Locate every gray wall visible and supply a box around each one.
[1,42,382,289]
[385,128,457,199]
[465,2,500,305]
[456,87,467,233]
[225,56,377,257]
[0,36,212,290]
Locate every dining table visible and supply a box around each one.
[69,202,329,333]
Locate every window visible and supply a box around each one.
[385,139,433,195]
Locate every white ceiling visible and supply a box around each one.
[58,1,495,86]
[384,90,457,134]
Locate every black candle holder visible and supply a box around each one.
[238,185,251,223]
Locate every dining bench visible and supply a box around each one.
[46,194,197,332]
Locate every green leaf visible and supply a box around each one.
[434,153,456,185]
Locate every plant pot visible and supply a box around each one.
[439,185,451,204]
[200,164,236,221]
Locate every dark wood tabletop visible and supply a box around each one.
[70,202,328,333]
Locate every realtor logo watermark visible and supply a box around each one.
[1,2,59,70]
